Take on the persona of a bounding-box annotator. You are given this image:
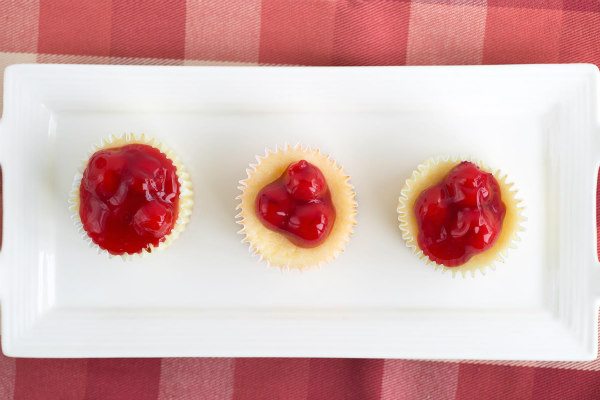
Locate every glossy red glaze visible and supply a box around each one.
[414,161,506,267]
[255,160,336,248]
[79,143,180,255]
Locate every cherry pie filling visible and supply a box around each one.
[414,161,506,267]
[79,144,180,255]
[255,160,336,248]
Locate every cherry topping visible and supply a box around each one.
[79,143,180,255]
[255,160,336,248]
[414,161,506,267]
[283,160,328,201]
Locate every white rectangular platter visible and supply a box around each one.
[1,64,599,359]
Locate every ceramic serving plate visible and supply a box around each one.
[1,64,599,359]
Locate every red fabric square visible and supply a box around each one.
[482,6,562,63]
[0,0,39,53]
[455,364,535,400]
[559,11,600,65]
[415,0,486,5]
[531,368,600,399]
[110,0,186,59]
[259,0,336,65]
[306,359,384,400]
[563,0,600,12]
[381,360,459,400]
[14,359,87,400]
[0,350,15,399]
[233,358,310,399]
[332,0,411,66]
[159,358,234,400]
[407,2,487,65]
[185,0,261,63]
[85,359,161,400]
[38,0,111,56]
[486,0,562,9]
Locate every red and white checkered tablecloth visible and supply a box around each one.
[1,0,600,399]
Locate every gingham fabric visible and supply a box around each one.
[1,0,600,399]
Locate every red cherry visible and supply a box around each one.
[421,238,468,267]
[133,200,174,238]
[415,186,449,236]
[467,208,501,250]
[255,160,336,248]
[444,161,490,208]
[256,184,293,230]
[483,174,502,206]
[85,154,124,199]
[80,196,109,235]
[283,160,327,201]
[414,161,506,267]
[449,209,474,239]
[79,144,180,255]
[286,203,332,247]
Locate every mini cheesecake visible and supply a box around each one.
[398,157,523,276]
[70,134,193,258]
[237,145,357,269]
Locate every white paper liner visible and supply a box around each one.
[397,156,525,277]
[68,133,194,260]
